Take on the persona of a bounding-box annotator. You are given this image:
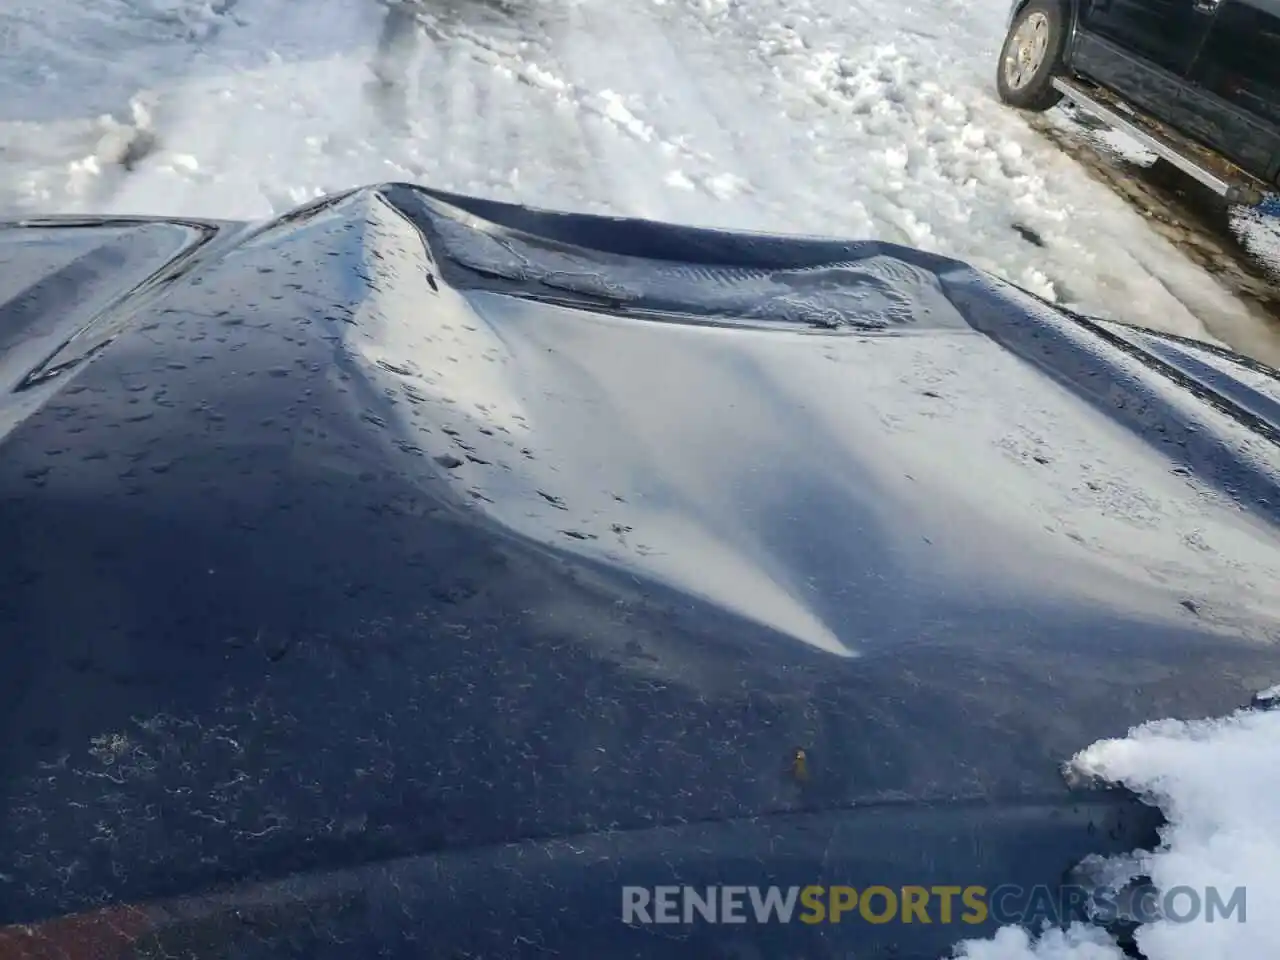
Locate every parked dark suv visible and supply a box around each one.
[996,0,1280,206]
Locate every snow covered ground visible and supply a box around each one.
[0,0,1273,354]
[2,1,1279,958]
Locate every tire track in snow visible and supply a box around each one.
[505,65,614,215]
[421,29,477,190]
[3,0,673,219]
[560,0,760,218]
[411,9,614,213]
[530,0,734,222]
[448,29,492,196]
[571,0,837,234]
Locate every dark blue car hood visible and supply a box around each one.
[0,184,1278,959]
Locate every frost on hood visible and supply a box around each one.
[949,701,1280,960]
[424,206,969,330]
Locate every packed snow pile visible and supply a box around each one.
[951,699,1280,960]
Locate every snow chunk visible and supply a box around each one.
[664,169,696,191]
[950,703,1280,960]
[954,924,1125,959]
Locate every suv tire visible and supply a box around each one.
[997,0,1068,111]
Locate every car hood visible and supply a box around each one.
[0,184,1278,957]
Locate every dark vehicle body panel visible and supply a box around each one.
[1012,0,1280,184]
[1,184,1278,958]
[1076,0,1209,76]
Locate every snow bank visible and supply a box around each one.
[950,700,1280,960]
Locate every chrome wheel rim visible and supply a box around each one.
[1004,11,1051,90]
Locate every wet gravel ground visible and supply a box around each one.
[1030,106,1280,370]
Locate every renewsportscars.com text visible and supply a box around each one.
[621,884,1246,926]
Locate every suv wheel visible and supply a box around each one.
[997,0,1067,111]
